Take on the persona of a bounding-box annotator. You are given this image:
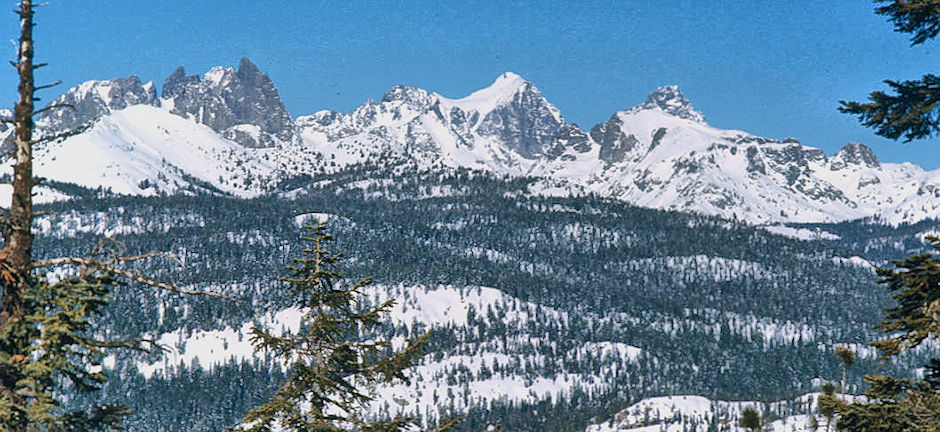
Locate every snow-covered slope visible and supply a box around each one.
[569,99,897,223]
[30,105,281,196]
[585,393,859,432]
[16,59,328,196]
[576,93,940,224]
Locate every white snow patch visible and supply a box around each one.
[762,224,841,240]
[586,392,864,432]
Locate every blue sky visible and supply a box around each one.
[4,1,940,167]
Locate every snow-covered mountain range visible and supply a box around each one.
[17,58,940,224]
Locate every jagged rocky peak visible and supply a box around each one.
[380,85,435,108]
[37,75,159,133]
[831,142,880,170]
[235,56,262,81]
[545,124,593,159]
[637,85,705,123]
[161,58,296,148]
[162,66,198,97]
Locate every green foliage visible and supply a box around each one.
[873,238,940,355]
[869,238,940,358]
[839,74,940,141]
[0,270,147,431]
[238,223,430,432]
[834,375,940,431]
[876,0,940,46]
[840,1,940,141]
[738,406,761,432]
[817,382,840,431]
[835,3,940,428]
[833,239,940,430]
[834,347,855,368]
[835,346,856,398]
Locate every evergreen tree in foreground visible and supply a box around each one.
[817,382,838,432]
[0,266,147,431]
[833,2,940,430]
[829,239,940,430]
[238,223,438,432]
[839,0,940,141]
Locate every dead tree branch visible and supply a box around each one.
[31,102,73,117]
[32,257,239,301]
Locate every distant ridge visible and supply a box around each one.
[20,65,940,225]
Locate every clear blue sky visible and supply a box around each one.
[4,1,940,167]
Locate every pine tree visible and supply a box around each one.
[237,223,436,431]
[833,2,940,430]
[738,406,761,432]
[817,382,839,432]
[0,2,132,429]
[831,239,940,430]
[834,347,855,400]
[839,0,940,141]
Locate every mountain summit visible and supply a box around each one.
[445,72,565,159]
[636,85,705,123]
[441,72,530,112]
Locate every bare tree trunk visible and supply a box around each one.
[841,365,847,401]
[7,0,34,272]
[1,0,35,331]
[2,0,35,309]
[0,1,36,429]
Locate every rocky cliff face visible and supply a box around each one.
[591,115,639,163]
[831,142,880,170]
[162,58,296,147]
[471,76,566,159]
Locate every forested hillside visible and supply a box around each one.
[30,165,931,431]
